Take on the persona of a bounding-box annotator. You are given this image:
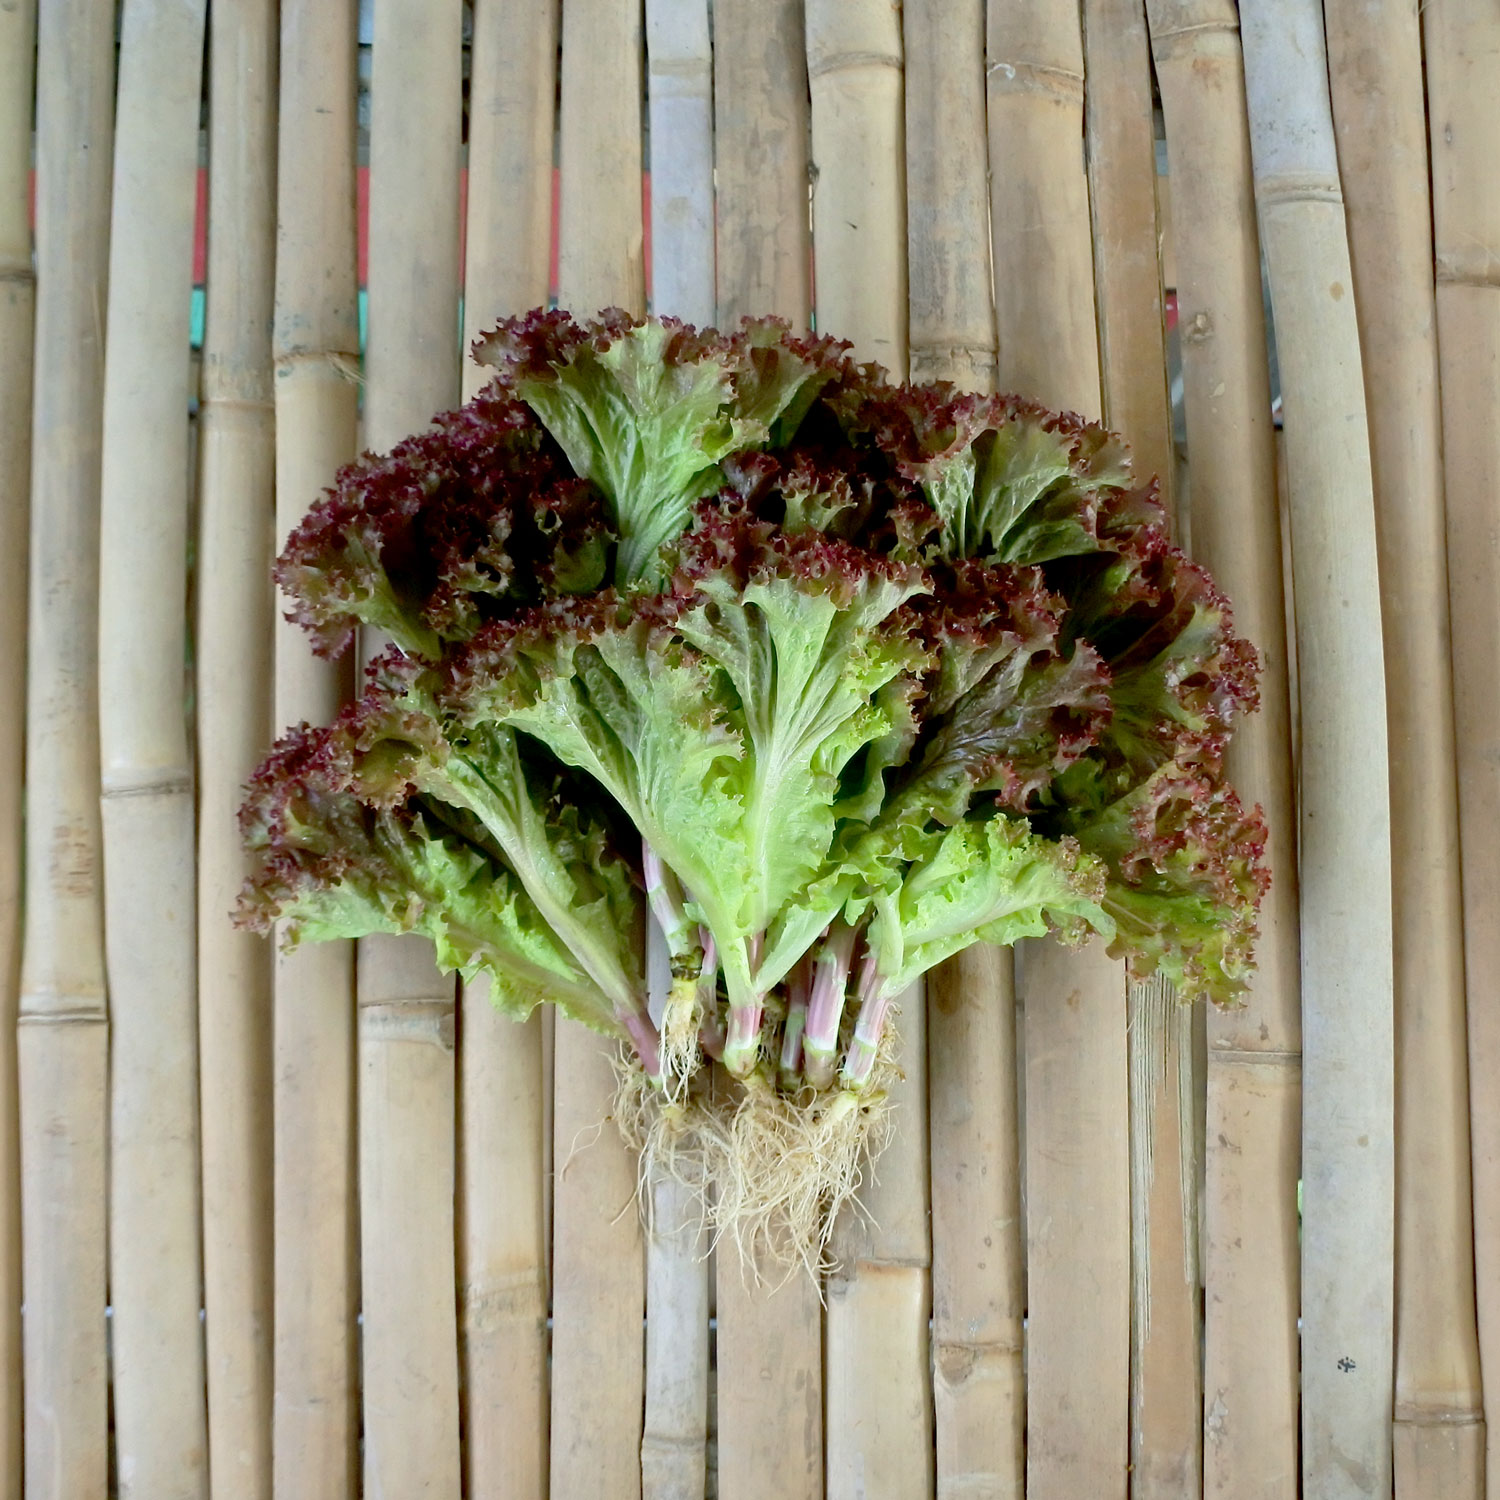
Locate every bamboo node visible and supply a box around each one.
[984,59,1084,107]
[806,48,903,80]
[356,999,456,1048]
[1253,172,1344,210]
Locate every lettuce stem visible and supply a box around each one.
[801,919,859,1089]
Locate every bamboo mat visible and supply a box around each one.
[1,4,1490,1497]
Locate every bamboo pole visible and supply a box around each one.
[986,0,1101,415]
[902,8,1018,1496]
[272,3,361,1493]
[641,929,709,1500]
[1079,6,1196,1492]
[1143,5,1302,1493]
[1239,5,1396,1494]
[806,0,907,373]
[0,1,34,1492]
[358,2,464,1492]
[711,0,811,327]
[18,2,114,1494]
[459,982,549,1499]
[805,10,930,1496]
[457,6,556,1497]
[98,4,210,1495]
[461,0,559,401]
[197,3,278,1492]
[1324,5,1484,1494]
[927,950,1024,1500]
[710,11,821,1492]
[1123,976,1200,1499]
[646,0,714,325]
[552,6,647,1495]
[826,985,934,1500]
[986,6,1131,1496]
[1424,5,1500,1494]
[902,0,996,391]
[640,13,714,1494]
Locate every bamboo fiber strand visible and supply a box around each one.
[0,0,34,1491]
[271,3,361,1492]
[927,949,1024,1500]
[552,6,647,1495]
[709,12,821,1488]
[359,2,465,1490]
[98,4,210,1494]
[461,0,559,401]
[458,7,557,1496]
[711,0,811,328]
[1423,5,1500,1494]
[646,0,714,326]
[196,4,278,1493]
[1324,4,1485,1493]
[19,1,114,1492]
[903,0,996,391]
[1240,5,1396,1493]
[1144,5,1302,1493]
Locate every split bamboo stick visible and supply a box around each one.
[1424,5,1500,1494]
[457,6,557,1497]
[196,3,278,1493]
[806,0,907,372]
[18,2,114,1494]
[903,0,996,391]
[0,0,34,1492]
[1081,0,1172,511]
[552,5,647,1494]
[711,0,811,328]
[986,0,1101,415]
[928,950,1024,1500]
[646,0,714,325]
[986,6,1131,1496]
[826,985,934,1500]
[98,4,210,1494]
[1143,5,1302,1493]
[641,927,709,1500]
[1324,5,1485,1493]
[460,0,559,401]
[1079,6,1196,1492]
[805,11,930,1496]
[1239,5,1396,1494]
[1019,939,1131,1499]
[271,2,361,1493]
[459,980,549,1499]
[1124,976,1200,1499]
[710,11,822,1488]
[359,2,464,1491]
[640,14,714,1493]
[901,7,1017,1496]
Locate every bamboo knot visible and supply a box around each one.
[806,48,903,80]
[357,999,456,1048]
